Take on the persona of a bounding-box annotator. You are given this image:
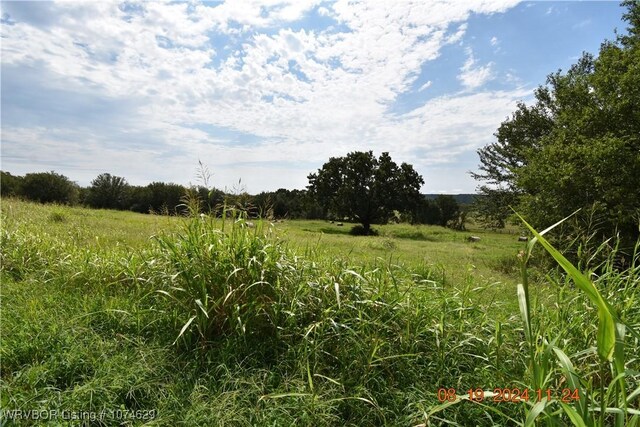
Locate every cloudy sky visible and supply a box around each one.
[0,1,626,193]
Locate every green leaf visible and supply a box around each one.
[258,393,312,401]
[552,346,588,419]
[524,398,548,427]
[612,322,627,423]
[559,403,588,427]
[517,213,615,361]
[426,392,521,425]
[173,315,196,345]
[517,283,531,342]
[195,299,209,318]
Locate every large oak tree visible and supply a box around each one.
[307,151,424,235]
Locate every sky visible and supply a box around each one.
[0,0,628,194]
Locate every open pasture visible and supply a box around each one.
[1,199,638,426]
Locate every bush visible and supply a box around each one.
[21,171,78,204]
[1,171,23,197]
[48,210,67,223]
[412,196,463,228]
[86,173,130,210]
[412,198,441,225]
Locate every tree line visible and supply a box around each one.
[0,169,463,229]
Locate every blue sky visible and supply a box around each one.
[0,0,627,193]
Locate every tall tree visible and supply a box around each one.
[434,195,460,228]
[146,182,187,215]
[0,171,23,197]
[473,1,640,244]
[308,151,424,234]
[21,171,78,204]
[87,173,129,209]
[412,198,441,225]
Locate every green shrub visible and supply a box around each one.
[0,171,23,196]
[21,171,78,204]
[428,214,640,425]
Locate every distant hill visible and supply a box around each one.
[423,194,478,206]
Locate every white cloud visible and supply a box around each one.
[490,36,498,46]
[545,5,568,16]
[1,0,524,192]
[457,49,495,90]
[418,81,433,92]
[505,70,524,86]
[317,6,331,17]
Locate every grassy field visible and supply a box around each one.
[1,199,638,426]
[278,219,526,281]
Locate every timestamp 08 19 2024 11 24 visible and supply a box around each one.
[437,387,580,403]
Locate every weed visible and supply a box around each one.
[1,199,637,426]
[48,210,67,223]
[155,208,288,346]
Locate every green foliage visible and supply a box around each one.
[86,173,130,210]
[1,166,416,223]
[125,181,189,215]
[195,185,226,214]
[434,195,461,227]
[0,171,23,197]
[127,185,153,213]
[253,188,323,219]
[155,210,287,345]
[1,199,638,426]
[146,182,187,215]
[308,151,424,234]
[474,1,640,247]
[47,209,67,223]
[512,213,640,426]
[20,171,79,204]
[411,195,463,229]
[412,197,442,225]
[472,189,519,229]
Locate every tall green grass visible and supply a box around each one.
[426,213,640,426]
[516,214,640,426]
[155,211,286,346]
[1,199,638,425]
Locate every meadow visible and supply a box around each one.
[1,198,638,426]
